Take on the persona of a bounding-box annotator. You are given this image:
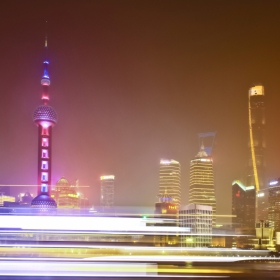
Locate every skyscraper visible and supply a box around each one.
[248,85,265,191]
[268,178,280,232]
[256,188,269,222]
[159,160,181,207]
[31,35,57,209]
[232,180,255,229]
[100,175,115,210]
[189,145,216,225]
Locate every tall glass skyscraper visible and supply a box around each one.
[189,145,216,225]
[248,85,265,191]
[159,160,181,207]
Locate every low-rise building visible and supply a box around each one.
[179,204,212,247]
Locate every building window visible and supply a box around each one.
[41,172,48,182]
[42,149,48,158]
[41,184,48,193]
[42,128,49,136]
[41,161,48,170]
[42,138,49,147]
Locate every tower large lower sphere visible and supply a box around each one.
[31,38,57,209]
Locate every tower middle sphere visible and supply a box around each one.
[33,105,58,127]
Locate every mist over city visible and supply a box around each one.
[0,1,280,279]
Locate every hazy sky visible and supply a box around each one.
[1,0,280,217]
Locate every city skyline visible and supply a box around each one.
[1,1,280,216]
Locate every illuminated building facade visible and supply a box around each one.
[248,85,265,191]
[189,145,216,224]
[268,178,280,232]
[0,195,15,206]
[232,180,255,229]
[155,194,178,216]
[154,194,178,246]
[256,188,269,222]
[159,160,181,207]
[31,36,57,209]
[100,175,115,210]
[179,204,212,247]
[51,177,79,209]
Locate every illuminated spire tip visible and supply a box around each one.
[44,21,48,48]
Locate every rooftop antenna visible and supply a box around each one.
[198,132,216,156]
[45,20,48,49]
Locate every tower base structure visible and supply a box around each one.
[31,194,57,213]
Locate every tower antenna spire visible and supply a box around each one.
[45,20,48,48]
[41,21,50,104]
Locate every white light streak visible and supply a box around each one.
[0,215,190,233]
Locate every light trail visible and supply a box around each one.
[0,229,251,236]
[0,184,89,188]
[0,255,277,263]
[0,244,265,252]
[0,259,231,277]
[0,215,190,233]
[0,215,241,236]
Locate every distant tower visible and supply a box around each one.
[189,144,216,225]
[248,85,265,191]
[100,175,115,210]
[31,33,57,209]
[232,180,255,229]
[159,160,181,207]
[268,178,280,232]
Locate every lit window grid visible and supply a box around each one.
[179,207,212,247]
[159,161,181,207]
[268,186,280,232]
[100,179,114,208]
[190,162,214,186]
[0,195,15,206]
[189,158,216,224]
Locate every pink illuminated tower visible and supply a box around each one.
[31,35,57,209]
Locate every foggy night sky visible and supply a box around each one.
[0,0,280,217]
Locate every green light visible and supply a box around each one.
[142,215,147,219]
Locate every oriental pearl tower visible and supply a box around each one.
[31,34,57,209]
